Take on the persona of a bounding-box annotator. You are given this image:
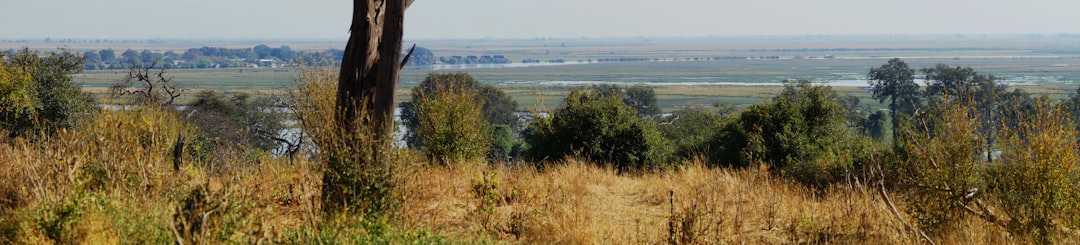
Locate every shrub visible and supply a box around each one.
[658,104,730,159]
[184,90,288,152]
[0,48,95,137]
[489,124,521,162]
[706,81,862,187]
[891,100,984,234]
[413,88,491,166]
[990,100,1080,242]
[590,84,661,117]
[400,73,518,150]
[523,89,672,170]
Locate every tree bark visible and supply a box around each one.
[336,0,407,149]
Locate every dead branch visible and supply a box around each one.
[113,61,187,106]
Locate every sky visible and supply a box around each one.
[4,0,1080,40]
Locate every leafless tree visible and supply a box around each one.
[112,62,186,107]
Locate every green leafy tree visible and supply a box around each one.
[523,88,672,170]
[923,64,976,101]
[590,84,661,117]
[82,51,101,70]
[489,124,520,162]
[892,100,984,235]
[413,88,491,165]
[99,49,119,68]
[867,58,921,141]
[184,90,287,152]
[0,60,33,136]
[658,104,729,159]
[707,81,859,187]
[921,64,1007,162]
[0,48,95,137]
[623,85,661,117]
[989,100,1080,242]
[121,49,142,68]
[401,73,518,148]
[861,110,888,140]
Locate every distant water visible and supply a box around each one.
[407,61,596,71]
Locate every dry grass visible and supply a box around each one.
[0,104,1050,244]
[399,158,929,244]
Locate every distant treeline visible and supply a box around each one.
[747,47,1010,52]
[70,45,336,70]
[51,45,438,70]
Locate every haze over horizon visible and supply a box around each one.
[4,0,1080,40]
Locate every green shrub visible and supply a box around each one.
[35,199,85,244]
[414,88,491,166]
[489,124,522,162]
[990,100,1080,242]
[185,90,288,152]
[0,48,95,137]
[706,81,861,187]
[401,73,518,150]
[590,84,661,117]
[891,100,984,234]
[658,104,730,159]
[523,89,672,170]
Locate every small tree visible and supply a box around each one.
[400,73,519,151]
[707,81,859,187]
[414,88,491,166]
[891,99,985,235]
[0,48,95,137]
[990,100,1080,242]
[111,62,186,107]
[658,104,729,159]
[184,90,288,153]
[867,58,921,141]
[590,84,661,117]
[523,89,672,170]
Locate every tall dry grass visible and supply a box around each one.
[3,64,1069,243]
[0,115,1054,244]
[0,104,330,244]
[397,158,968,244]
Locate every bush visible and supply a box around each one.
[413,88,491,166]
[706,81,862,187]
[658,104,730,159]
[590,84,661,117]
[890,100,985,234]
[185,90,288,152]
[523,89,672,170]
[0,48,95,137]
[489,125,521,163]
[989,100,1080,242]
[401,73,518,150]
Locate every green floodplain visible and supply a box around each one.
[43,35,1080,111]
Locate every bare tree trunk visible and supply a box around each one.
[325,0,409,215]
[336,0,409,150]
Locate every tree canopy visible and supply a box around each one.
[0,48,95,137]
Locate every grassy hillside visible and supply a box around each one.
[0,109,1025,243]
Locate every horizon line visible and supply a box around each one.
[4,33,1080,42]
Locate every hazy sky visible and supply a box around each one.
[5,0,1080,39]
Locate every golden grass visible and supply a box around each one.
[0,104,1050,244]
[397,159,921,244]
